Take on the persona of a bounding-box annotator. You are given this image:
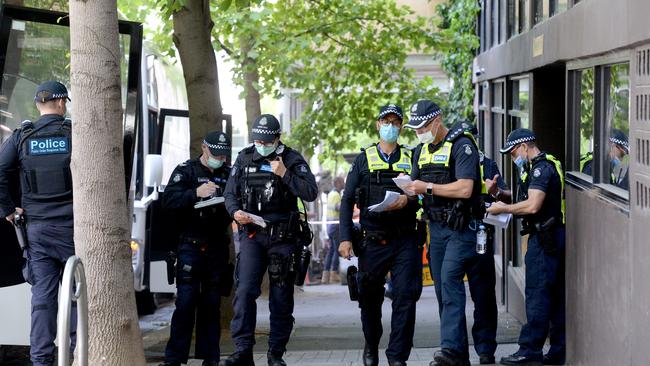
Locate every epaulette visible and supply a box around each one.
[179,159,191,167]
[20,120,34,131]
[445,126,466,142]
[360,143,376,152]
[400,144,415,151]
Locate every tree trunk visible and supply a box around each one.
[173,0,223,157]
[240,34,262,142]
[69,0,146,365]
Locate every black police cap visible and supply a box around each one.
[609,129,629,154]
[500,128,536,154]
[204,131,231,156]
[377,104,403,121]
[34,81,71,103]
[404,100,442,129]
[251,114,281,143]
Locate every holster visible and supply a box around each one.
[346,265,359,301]
[446,200,469,231]
[13,214,28,251]
[165,251,177,285]
[521,217,557,255]
[291,245,312,286]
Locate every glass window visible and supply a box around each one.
[508,0,519,38]
[577,68,595,176]
[160,115,190,185]
[491,0,499,47]
[493,82,504,109]
[534,0,550,24]
[519,0,529,33]
[603,63,630,191]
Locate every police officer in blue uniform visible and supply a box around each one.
[0,81,75,366]
[338,105,422,366]
[159,131,234,366]
[404,100,492,366]
[579,129,628,190]
[221,114,318,366]
[487,129,566,366]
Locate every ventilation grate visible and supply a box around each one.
[638,138,650,166]
[637,180,650,210]
[636,94,649,122]
[639,48,650,76]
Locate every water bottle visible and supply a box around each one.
[476,224,487,254]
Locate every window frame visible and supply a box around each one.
[566,50,631,205]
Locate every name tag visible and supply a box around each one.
[29,137,69,155]
[396,163,411,170]
[246,167,258,173]
[433,155,447,162]
[260,164,272,172]
[197,177,210,183]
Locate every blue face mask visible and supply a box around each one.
[379,124,400,143]
[611,157,621,167]
[255,142,277,157]
[207,157,224,169]
[514,155,527,168]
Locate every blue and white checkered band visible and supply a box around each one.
[609,137,629,149]
[252,127,280,135]
[51,93,67,99]
[504,136,536,149]
[405,109,441,129]
[378,108,403,120]
[203,140,228,150]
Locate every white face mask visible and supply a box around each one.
[417,130,434,144]
[417,121,439,144]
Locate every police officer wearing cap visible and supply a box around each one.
[159,131,234,366]
[487,129,565,366]
[338,105,422,366]
[403,100,492,366]
[222,114,318,366]
[0,81,75,366]
[579,129,629,189]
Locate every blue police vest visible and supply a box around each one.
[18,118,72,201]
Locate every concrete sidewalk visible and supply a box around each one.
[143,283,524,366]
[146,344,522,365]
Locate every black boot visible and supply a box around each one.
[388,360,407,366]
[499,353,543,366]
[363,343,379,366]
[267,351,287,366]
[479,354,495,364]
[433,349,464,366]
[218,351,255,366]
[542,354,565,365]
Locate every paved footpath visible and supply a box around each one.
[144,283,524,366]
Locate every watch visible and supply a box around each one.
[492,189,501,200]
[426,183,434,196]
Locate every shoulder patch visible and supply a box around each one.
[231,166,238,176]
[533,168,542,178]
[173,173,183,183]
[463,144,473,156]
[299,165,308,173]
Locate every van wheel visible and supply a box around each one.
[135,289,156,315]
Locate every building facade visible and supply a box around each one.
[473,0,650,364]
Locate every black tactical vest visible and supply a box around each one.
[238,146,296,216]
[19,118,72,202]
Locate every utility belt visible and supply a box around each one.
[244,211,313,246]
[521,216,561,255]
[351,222,418,255]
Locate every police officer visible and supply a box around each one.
[0,81,75,366]
[579,129,629,189]
[221,114,318,366]
[338,105,422,366]
[159,131,234,366]
[487,129,565,366]
[403,100,491,366]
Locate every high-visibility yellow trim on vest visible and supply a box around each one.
[418,135,487,194]
[364,145,412,173]
[579,152,592,172]
[521,154,566,224]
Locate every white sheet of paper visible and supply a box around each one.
[368,191,401,212]
[245,212,267,228]
[483,213,512,228]
[392,175,415,196]
[194,196,225,209]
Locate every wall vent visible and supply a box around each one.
[636,180,650,210]
[636,94,649,122]
[638,138,650,166]
[639,48,650,76]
